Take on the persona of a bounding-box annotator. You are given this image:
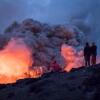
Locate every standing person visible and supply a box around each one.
[84,42,91,67]
[91,42,97,65]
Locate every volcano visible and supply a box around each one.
[0,19,86,84]
[0,19,99,100]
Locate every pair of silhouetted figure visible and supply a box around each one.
[84,42,97,67]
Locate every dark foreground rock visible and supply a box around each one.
[0,64,100,100]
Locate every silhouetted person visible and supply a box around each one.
[84,42,91,66]
[91,42,97,65]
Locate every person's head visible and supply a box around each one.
[85,42,89,46]
[92,42,95,46]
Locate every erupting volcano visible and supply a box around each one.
[0,39,84,84]
[0,18,87,84]
[0,1,100,100]
[0,16,99,84]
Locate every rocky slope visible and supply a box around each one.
[0,64,100,100]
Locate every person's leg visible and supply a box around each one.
[85,56,88,66]
[85,56,88,67]
[87,56,90,66]
[92,56,96,65]
[91,56,94,65]
[94,56,96,64]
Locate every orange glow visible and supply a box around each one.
[0,38,44,84]
[61,44,84,72]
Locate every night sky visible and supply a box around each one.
[0,0,100,34]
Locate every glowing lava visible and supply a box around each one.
[0,39,89,84]
[61,44,84,72]
[0,38,34,84]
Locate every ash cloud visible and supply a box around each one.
[0,0,100,52]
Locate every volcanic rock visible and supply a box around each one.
[0,64,100,100]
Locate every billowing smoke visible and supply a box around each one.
[0,0,100,54]
[0,0,100,53]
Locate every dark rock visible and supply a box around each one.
[0,64,100,100]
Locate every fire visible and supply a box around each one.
[61,44,84,72]
[0,38,43,84]
[0,38,95,84]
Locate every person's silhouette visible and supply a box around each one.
[90,42,97,65]
[84,42,91,67]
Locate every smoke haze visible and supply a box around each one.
[0,0,100,32]
[0,0,100,53]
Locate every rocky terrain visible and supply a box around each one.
[0,64,100,100]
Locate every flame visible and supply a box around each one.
[0,38,44,84]
[1,38,99,84]
[61,44,84,72]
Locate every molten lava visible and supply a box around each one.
[61,44,84,72]
[0,39,87,84]
[0,38,43,84]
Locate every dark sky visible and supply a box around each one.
[0,0,100,33]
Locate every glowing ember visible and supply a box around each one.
[61,44,84,72]
[0,38,43,84]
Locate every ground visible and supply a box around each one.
[0,64,100,100]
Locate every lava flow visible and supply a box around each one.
[0,38,43,84]
[0,38,89,84]
[61,44,84,72]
